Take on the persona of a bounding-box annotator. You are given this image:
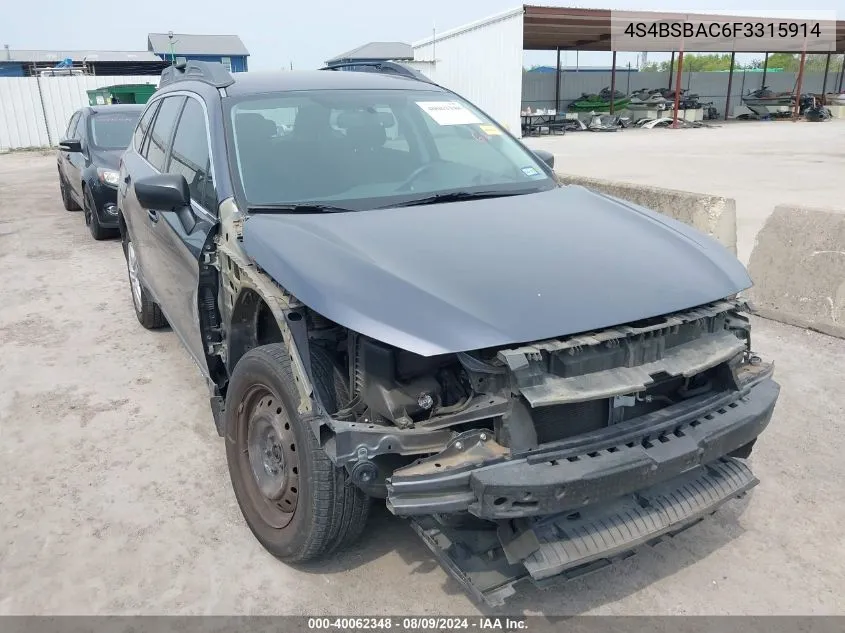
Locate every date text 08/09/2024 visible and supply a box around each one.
[307,617,528,631]
[623,21,823,39]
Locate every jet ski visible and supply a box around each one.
[804,95,832,122]
[627,88,668,110]
[568,87,631,112]
[660,88,702,110]
[743,85,794,106]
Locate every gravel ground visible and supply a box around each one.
[1,152,843,615]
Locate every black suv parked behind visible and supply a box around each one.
[57,104,145,239]
[116,61,779,605]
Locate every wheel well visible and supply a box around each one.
[228,288,284,371]
[117,211,127,239]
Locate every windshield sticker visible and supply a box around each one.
[521,166,540,177]
[416,101,482,126]
[479,124,502,135]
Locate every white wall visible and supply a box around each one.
[412,7,525,137]
[0,75,158,150]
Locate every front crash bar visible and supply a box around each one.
[387,376,779,519]
[314,418,454,465]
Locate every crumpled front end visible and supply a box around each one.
[367,299,778,604]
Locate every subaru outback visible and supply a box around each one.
[116,60,779,604]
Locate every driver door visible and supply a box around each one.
[143,96,218,375]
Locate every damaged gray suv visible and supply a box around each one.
[116,60,779,604]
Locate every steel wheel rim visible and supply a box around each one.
[126,241,143,312]
[241,385,300,529]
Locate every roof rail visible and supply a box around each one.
[319,61,436,85]
[159,60,235,89]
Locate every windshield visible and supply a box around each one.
[225,89,555,210]
[89,111,142,150]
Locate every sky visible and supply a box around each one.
[4,0,842,71]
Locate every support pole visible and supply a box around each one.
[838,54,845,92]
[761,52,768,86]
[609,50,617,114]
[672,49,684,128]
[555,47,561,114]
[668,51,675,88]
[821,52,831,97]
[793,48,807,121]
[724,51,736,121]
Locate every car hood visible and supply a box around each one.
[89,148,123,170]
[241,186,751,356]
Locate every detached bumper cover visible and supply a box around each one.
[388,378,779,519]
[411,456,757,606]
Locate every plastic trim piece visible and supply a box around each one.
[410,456,758,606]
[319,60,436,85]
[160,60,235,89]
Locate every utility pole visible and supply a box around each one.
[167,31,178,65]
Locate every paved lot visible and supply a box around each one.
[526,119,845,265]
[1,152,844,615]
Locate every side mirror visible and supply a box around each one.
[533,149,555,169]
[134,174,190,210]
[59,139,82,153]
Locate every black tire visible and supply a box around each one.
[224,343,370,563]
[121,229,167,329]
[59,171,80,211]
[84,186,117,241]
[308,342,350,413]
[308,343,370,554]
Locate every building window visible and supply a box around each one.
[221,57,232,71]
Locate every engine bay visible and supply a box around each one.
[302,299,759,488]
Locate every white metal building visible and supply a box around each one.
[410,7,525,137]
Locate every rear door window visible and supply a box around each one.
[133,101,160,152]
[144,96,185,172]
[167,98,216,210]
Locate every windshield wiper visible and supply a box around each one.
[248,204,355,214]
[382,190,525,209]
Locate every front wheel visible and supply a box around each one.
[224,343,370,562]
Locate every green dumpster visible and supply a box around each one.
[87,83,157,106]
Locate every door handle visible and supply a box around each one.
[147,209,160,223]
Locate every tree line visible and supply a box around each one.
[641,53,844,73]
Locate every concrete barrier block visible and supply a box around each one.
[746,205,845,339]
[555,173,737,255]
